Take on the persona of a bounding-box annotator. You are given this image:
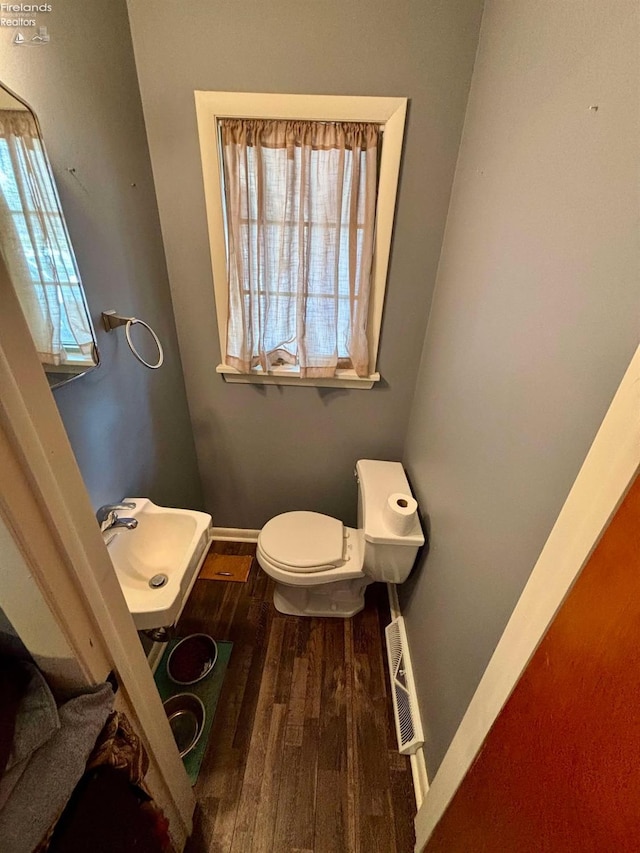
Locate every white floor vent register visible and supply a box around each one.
[385,616,424,754]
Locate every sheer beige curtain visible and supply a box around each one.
[220,119,379,378]
[0,109,93,366]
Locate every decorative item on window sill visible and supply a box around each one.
[101,310,164,369]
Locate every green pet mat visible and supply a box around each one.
[154,638,232,785]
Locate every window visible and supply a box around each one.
[195,92,407,389]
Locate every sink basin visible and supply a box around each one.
[105,498,211,630]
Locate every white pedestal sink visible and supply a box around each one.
[105,498,211,630]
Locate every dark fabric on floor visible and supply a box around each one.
[47,767,169,853]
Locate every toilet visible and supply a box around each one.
[256,459,424,617]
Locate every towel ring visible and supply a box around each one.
[125,318,164,369]
[101,310,164,370]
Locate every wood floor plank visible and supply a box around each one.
[390,761,419,853]
[229,599,272,755]
[344,617,359,853]
[200,764,250,847]
[314,769,349,853]
[315,621,351,852]
[305,620,324,722]
[274,617,298,704]
[272,629,322,852]
[251,702,288,853]
[272,718,319,851]
[317,620,347,772]
[355,589,389,702]
[229,618,286,852]
[188,796,219,853]
[288,655,308,724]
[180,543,415,853]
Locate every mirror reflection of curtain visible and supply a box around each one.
[0,109,93,366]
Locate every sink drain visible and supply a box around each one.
[149,573,168,589]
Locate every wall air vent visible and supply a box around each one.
[385,616,424,754]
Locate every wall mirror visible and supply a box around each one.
[0,82,99,389]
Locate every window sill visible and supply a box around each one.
[216,364,380,390]
[43,355,95,373]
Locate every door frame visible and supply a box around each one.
[0,256,195,849]
[415,343,640,851]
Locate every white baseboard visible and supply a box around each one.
[386,583,429,808]
[387,581,401,620]
[210,527,260,543]
[410,747,430,809]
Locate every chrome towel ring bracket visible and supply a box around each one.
[101,310,164,370]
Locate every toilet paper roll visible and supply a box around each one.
[383,493,418,537]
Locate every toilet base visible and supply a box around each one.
[272,577,372,618]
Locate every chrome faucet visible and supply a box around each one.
[96,502,138,533]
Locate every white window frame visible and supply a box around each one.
[194,91,407,390]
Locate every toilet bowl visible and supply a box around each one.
[256,460,424,617]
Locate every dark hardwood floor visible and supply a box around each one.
[179,541,416,853]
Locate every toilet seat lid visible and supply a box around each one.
[259,511,344,571]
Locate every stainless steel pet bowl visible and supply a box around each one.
[163,692,206,757]
[166,633,218,685]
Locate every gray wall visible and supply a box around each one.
[401,0,640,774]
[0,0,202,512]
[126,0,484,528]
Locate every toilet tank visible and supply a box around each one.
[355,459,424,584]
